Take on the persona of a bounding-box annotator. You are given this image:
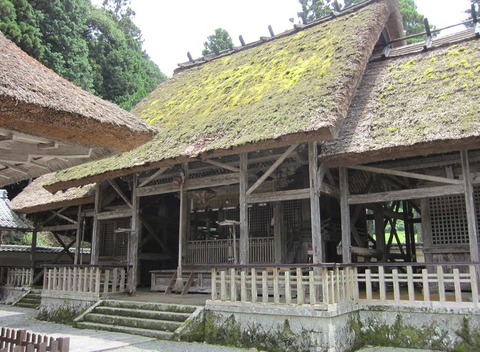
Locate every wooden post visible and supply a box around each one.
[339,167,351,263]
[74,206,82,265]
[420,199,433,263]
[129,174,140,293]
[374,205,386,262]
[177,164,189,283]
[239,153,249,264]
[91,183,102,265]
[308,142,323,264]
[30,227,37,283]
[461,150,480,262]
[273,204,283,264]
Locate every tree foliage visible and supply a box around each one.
[0,0,166,110]
[202,28,234,56]
[297,0,430,40]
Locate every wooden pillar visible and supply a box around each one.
[339,167,352,263]
[91,183,102,265]
[308,142,323,263]
[30,227,37,275]
[177,164,189,281]
[274,204,284,264]
[74,206,82,265]
[239,153,249,264]
[461,150,479,262]
[374,204,386,262]
[420,198,433,263]
[129,174,140,293]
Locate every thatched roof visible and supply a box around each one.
[0,190,32,230]
[10,173,95,214]
[320,29,480,167]
[0,32,155,152]
[45,0,400,192]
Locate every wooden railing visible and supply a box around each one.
[1,267,33,287]
[211,264,356,306]
[0,327,69,352]
[356,263,479,308]
[210,263,480,309]
[43,265,127,297]
[186,237,274,264]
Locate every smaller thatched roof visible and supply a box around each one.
[10,173,95,214]
[0,32,155,152]
[45,0,402,192]
[320,30,480,166]
[0,190,32,230]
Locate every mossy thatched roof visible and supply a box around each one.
[0,32,154,152]
[320,34,480,166]
[11,173,94,214]
[46,0,397,192]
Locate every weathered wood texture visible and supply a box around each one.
[0,327,69,352]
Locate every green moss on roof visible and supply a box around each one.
[321,38,480,163]
[50,1,392,186]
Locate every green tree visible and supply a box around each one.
[202,28,234,56]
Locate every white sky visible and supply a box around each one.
[95,0,473,76]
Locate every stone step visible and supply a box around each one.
[95,306,191,322]
[16,302,39,309]
[76,321,174,340]
[84,313,182,332]
[101,300,197,314]
[20,297,41,304]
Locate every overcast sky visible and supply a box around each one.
[96,0,473,76]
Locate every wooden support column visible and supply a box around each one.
[90,183,102,265]
[339,167,352,263]
[461,150,480,262]
[420,198,433,263]
[309,142,323,263]
[239,153,249,264]
[274,204,284,264]
[129,174,140,293]
[30,227,37,277]
[177,164,189,282]
[374,204,387,262]
[74,206,82,265]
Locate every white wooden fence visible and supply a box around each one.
[5,268,33,287]
[186,237,274,264]
[43,266,127,297]
[211,263,480,309]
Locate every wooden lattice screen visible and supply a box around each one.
[429,187,480,245]
[99,218,130,258]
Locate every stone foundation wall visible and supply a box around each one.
[0,287,29,304]
[38,292,98,323]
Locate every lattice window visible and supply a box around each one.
[249,204,274,237]
[99,218,130,258]
[430,187,480,245]
[283,200,304,232]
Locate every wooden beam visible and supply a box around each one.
[339,167,351,263]
[96,208,133,220]
[128,174,140,293]
[274,204,283,264]
[138,167,169,188]
[41,224,78,232]
[247,144,298,195]
[74,206,82,265]
[136,173,240,197]
[91,183,101,265]
[40,207,69,227]
[108,179,133,208]
[239,153,249,264]
[461,150,479,262]
[320,182,340,198]
[2,162,29,175]
[203,159,240,173]
[347,184,464,205]
[246,188,310,204]
[309,142,323,263]
[177,165,189,281]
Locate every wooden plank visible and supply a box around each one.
[246,188,310,204]
[239,153,249,264]
[96,208,133,220]
[296,268,304,304]
[453,269,462,303]
[41,224,77,232]
[461,150,480,262]
[203,159,240,173]
[339,167,351,263]
[251,268,257,303]
[262,271,268,303]
[348,184,464,205]
[220,271,226,301]
[230,268,237,302]
[422,269,430,302]
[350,164,463,185]
[177,165,188,282]
[136,173,240,197]
[392,269,400,302]
[285,270,291,304]
[138,167,169,188]
[211,268,217,300]
[240,271,247,302]
[379,266,386,301]
[129,174,139,294]
[309,142,323,264]
[274,204,283,263]
[247,144,298,195]
[273,268,280,304]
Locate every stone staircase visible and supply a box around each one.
[75,300,199,339]
[15,289,41,309]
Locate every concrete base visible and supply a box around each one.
[38,291,99,323]
[0,286,30,304]
[177,301,480,352]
